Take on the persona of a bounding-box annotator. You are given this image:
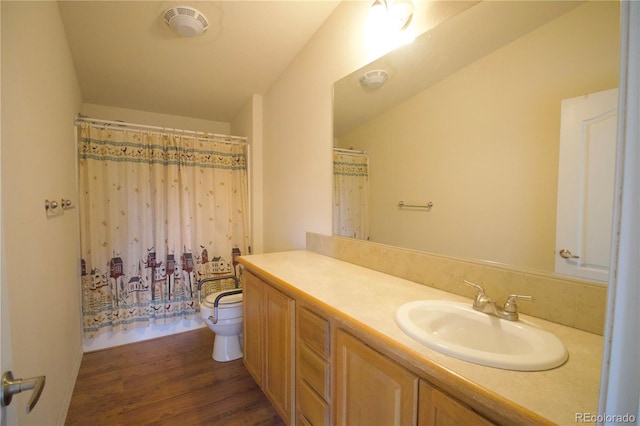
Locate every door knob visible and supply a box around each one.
[559,249,580,259]
[1,371,46,413]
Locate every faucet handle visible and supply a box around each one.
[463,280,489,309]
[463,280,486,294]
[504,294,534,314]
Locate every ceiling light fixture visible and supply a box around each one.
[388,0,414,31]
[365,0,415,60]
[371,0,414,32]
[163,6,209,38]
[359,69,390,90]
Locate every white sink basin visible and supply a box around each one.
[395,300,568,371]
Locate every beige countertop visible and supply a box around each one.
[239,250,603,425]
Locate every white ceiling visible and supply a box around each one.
[58,0,340,122]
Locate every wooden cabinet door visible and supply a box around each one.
[263,283,295,425]
[243,271,264,386]
[335,330,418,426]
[418,380,494,426]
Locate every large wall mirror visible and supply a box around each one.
[333,0,619,282]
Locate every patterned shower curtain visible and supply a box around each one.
[77,122,249,338]
[333,150,369,240]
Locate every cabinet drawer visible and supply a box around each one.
[299,342,330,399]
[298,307,330,358]
[297,379,330,426]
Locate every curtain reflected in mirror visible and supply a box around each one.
[333,149,370,240]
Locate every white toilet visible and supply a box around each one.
[200,289,243,362]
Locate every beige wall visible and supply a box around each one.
[1,1,83,423]
[337,1,619,272]
[231,95,265,254]
[261,0,475,252]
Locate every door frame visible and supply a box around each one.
[598,0,640,421]
[1,2,19,419]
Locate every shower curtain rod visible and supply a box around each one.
[75,115,248,146]
[333,147,366,154]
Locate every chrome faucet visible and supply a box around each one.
[463,280,533,321]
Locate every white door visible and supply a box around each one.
[555,88,618,282]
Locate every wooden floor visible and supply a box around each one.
[66,328,284,426]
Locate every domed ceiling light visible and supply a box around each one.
[370,0,414,32]
[359,69,389,90]
[365,0,415,59]
[163,6,209,37]
[388,0,414,31]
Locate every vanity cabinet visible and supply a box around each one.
[241,263,515,426]
[242,270,295,425]
[296,306,331,425]
[335,329,418,426]
[419,380,495,426]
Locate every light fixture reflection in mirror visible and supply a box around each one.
[365,0,415,60]
[359,69,389,90]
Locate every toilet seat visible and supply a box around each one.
[203,290,242,308]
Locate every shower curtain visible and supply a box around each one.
[333,150,369,240]
[77,122,249,338]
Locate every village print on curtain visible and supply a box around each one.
[77,122,249,338]
[333,150,369,240]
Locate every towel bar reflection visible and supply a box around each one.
[397,201,433,210]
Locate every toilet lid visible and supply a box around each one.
[204,290,242,307]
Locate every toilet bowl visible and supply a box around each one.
[200,289,243,362]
